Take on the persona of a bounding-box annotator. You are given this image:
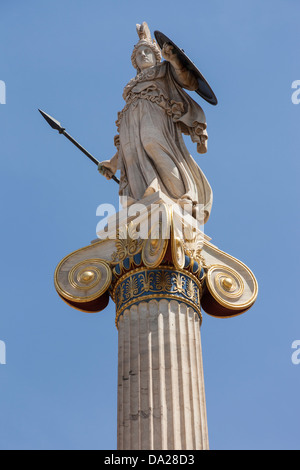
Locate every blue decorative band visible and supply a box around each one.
[112,266,202,327]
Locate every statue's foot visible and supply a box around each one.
[192,204,209,224]
[142,187,156,198]
[177,195,193,213]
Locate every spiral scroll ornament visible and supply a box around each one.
[204,264,257,313]
[55,258,112,304]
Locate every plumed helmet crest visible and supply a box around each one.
[131,22,161,71]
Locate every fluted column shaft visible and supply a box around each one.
[117,298,209,450]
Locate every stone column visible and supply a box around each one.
[114,267,209,451]
[53,194,258,450]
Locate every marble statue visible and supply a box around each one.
[53,24,258,451]
[99,22,213,223]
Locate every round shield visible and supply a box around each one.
[154,30,218,106]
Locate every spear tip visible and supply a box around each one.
[38,108,63,132]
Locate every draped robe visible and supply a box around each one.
[111,61,213,221]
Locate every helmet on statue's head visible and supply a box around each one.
[131,22,161,72]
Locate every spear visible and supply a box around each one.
[38,109,120,184]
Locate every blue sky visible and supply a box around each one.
[0,0,299,450]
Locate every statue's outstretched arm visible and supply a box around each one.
[162,43,198,91]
